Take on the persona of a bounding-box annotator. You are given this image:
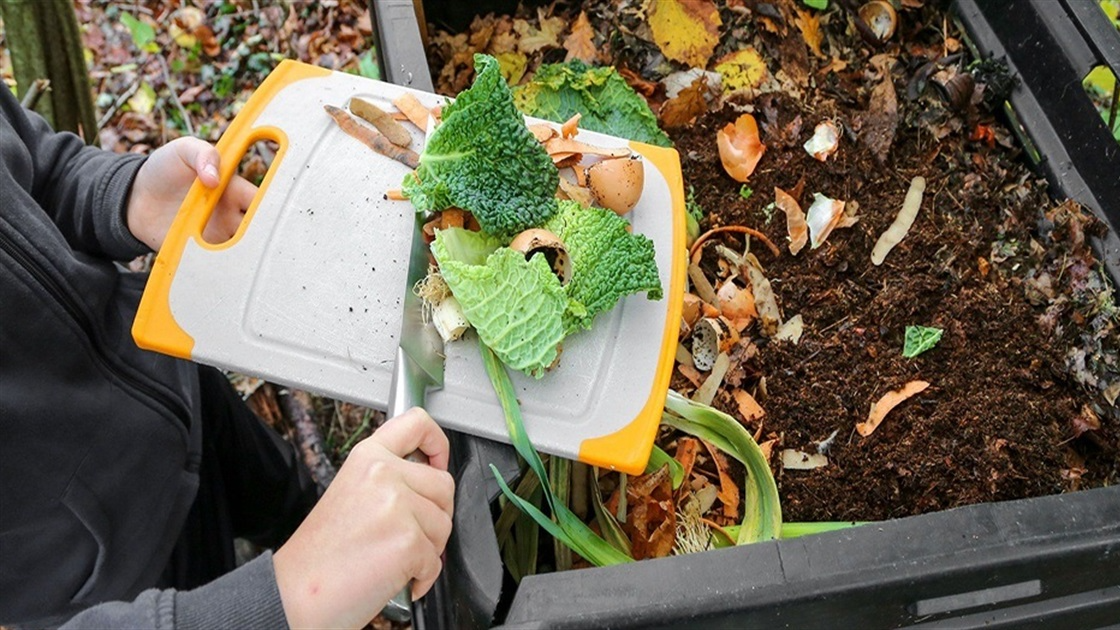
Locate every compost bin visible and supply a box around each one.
[364,0,1120,626]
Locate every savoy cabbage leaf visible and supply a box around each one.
[403,54,559,237]
[513,61,673,148]
[432,234,567,377]
[545,200,663,332]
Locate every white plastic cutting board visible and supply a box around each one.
[133,60,685,474]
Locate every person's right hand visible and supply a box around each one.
[273,408,454,630]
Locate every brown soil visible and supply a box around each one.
[669,73,1118,522]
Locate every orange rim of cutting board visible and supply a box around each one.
[577,141,687,475]
[132,60,331,359]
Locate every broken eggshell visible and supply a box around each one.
[587,156,645,215]
[509,229,573,285]
[691,316,739,371]
[858,0,898,42]
[803,120,840,162]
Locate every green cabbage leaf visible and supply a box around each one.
[545,201,663,333]
[432,231,567,377]
[513,60,673,147]
[403,54,559,236]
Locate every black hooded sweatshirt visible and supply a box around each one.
[0,85,288,628]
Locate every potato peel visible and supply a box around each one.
[857,380,930,437]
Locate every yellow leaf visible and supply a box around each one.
[495,52,528,85]
[563,11,596,63]
[794,9,825,58]
[714,48,768,93]
[128,81,156,115]
[648,0,722,68]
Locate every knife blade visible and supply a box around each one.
[380,207,445,622]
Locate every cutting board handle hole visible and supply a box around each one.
[201,138,281,246]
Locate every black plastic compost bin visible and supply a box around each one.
[367,0,1120,627]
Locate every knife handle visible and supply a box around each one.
[381,347,429,623]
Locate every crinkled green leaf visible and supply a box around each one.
[434,242,566,377]
[513,60,673,147]
[545,200,663,332]
[903,325,943,358]
[431,227,502,266]
[404,54,558,237]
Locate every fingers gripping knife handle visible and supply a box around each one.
[382,347,430,623]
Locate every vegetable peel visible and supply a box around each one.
[857,380,931,437]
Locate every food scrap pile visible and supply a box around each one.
[424,0,1120,568]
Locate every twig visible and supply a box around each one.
[278,388,338,488]
[690,225,781,262]
[97,55,155,130]
[157,55,194,136]
[20,78,51,110]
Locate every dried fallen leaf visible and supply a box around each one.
[713,47,769,94]
[1071,404,1101,438]
[805,193,846,249]
[745,254,781,336]
[794,9,825,58]
[717,114,767,182]
[623,465,677,560]
[701,440,740,519]
[660,77,710,129]
[514,13,566,54]
[563,11,597,63]
[733,389,765,422]
[495,51,528,85]
[781,449,829,470]
[859,55,900,163]
[775,186,808,255]
[648,0,722,68]
[857,380,931,437]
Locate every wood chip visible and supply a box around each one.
[857,380,930,437]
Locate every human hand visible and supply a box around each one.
[273,408,454,630]
[126,137,258,251]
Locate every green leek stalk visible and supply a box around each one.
[482,341,633,566]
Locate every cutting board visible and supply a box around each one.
[133,60,685,474]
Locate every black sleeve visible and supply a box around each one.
[0,83,149,260]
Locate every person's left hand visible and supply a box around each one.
[127,137,258,251]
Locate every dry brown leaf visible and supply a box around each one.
[817,56,849,76]
[857,380,931,437]
[794,9,825,58]
[514,13,566,54]
[678,363,704,388]
[717,114,766,182]
[1071,404,1101,438]
[563,11,597,63]
[648,0,722,68]
[674,437,701,482]
[660,77,710,129]
[733,389,765,422]
[775,186,808,255]
[700,440,740,520]
[859,55,900,163]
[623,466,677,560]
[618,67,659,97]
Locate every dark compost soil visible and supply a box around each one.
[668,66,1119,522]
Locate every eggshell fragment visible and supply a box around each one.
[805,193,846,249]
[803,120,840,162]
[587,156,644,215]
[717,113,766,182]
